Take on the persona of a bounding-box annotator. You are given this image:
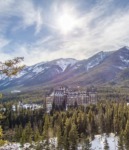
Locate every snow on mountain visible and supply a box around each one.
[1,47,129,90]
[55,58,78,71]
[124,46,129,50]
[28,61,47,70]
[0,58,79,90]
[26,61,47,74]
[86,51,108,71]
[34,61,47,67]
[72,51,109,72]
[27,58,77,75]
[120,55,129,64]
[32,67,45,74]
[0,74,7,80]
[116,66,127,70]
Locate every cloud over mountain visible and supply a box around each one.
[0,0,129,65]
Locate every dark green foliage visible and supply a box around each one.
[2,98,129,148]
[20,122,32,145]
[118,132,124,150]
[124,120,129,149]
[104,138,109,150]
[82,138,91,150]
[15,125,23,142]
[42,115,50,149]
[69,123,78,150]
[57,126,63,150]
[33,127,41,142]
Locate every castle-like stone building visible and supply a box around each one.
[46,86,98,112]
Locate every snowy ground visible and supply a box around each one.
[0,138,57,150]
[0,134,118,150]
[91,133,118,150]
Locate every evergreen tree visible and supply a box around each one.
[25,122,33,143]
[34,127,41,142]
[0,57,24,145]
[42,115,50,150]
[0,126,6,146]
[63,120,70,150]
[103,138,109,150]
[57,126,63,150]
[82,138,91,150]
[20,130,26,146]
[20,122,32,145]
[124,120,129,149]
[15,125,23,142]
[0,114,6,146]
[118,133,124,150]
[69,123,78,150]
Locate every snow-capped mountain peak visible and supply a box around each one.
[55,58,78,71]
[1,47,129,90]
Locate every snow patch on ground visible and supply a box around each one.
[0,138,57,150]
[78,133,118,150]
[0,134,118,150]
[91,134,118,150]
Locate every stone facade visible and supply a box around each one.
[46,86,98,111]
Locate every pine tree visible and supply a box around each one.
[118,133,124,150]
[25,122,33,143]
[20,122,32,145]
[42,115,50,150]
[0,126,6,146]
[124,120,129,149]
[34,127,41,142]
[0,114,6,146]
[63,119,70,150]
[0,57,24,145]
[20,129,26,146]
[69,123,78,150]
[103,138,109,150]
[15,125,23,142]
[57,126,63,150]
[82,138,91,150]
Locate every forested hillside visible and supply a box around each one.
[0,101,129,149]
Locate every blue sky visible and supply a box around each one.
[1,0,129,65]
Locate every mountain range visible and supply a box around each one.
[1,46,129,91]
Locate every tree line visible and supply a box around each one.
[1,101,129,149]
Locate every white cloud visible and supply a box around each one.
[1,0,129,65]
[0,0,43,34]
[17,0,43,33]
[47,0,129,59]
[0,37,10,50]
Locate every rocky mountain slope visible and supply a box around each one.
[1,46,129,91]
